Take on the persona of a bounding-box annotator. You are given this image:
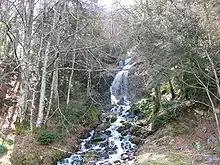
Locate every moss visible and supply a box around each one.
[11,150,41,165]
[139,161,168,165]
[83,151,98,163]
[14,120,30,135]
[138,153,189,165]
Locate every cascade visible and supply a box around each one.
[57,58,137,165]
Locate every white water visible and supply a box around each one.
[57,58,136,165]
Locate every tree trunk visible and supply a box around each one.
[36,1,58,127]
[66,54,76,105]
[44,60,58,125]
[18,0,35,122]
[66,2,79,105]
[168,79,176,100]
[153,86,161,115]
[36,42,49,127]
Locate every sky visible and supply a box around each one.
[99,0,135,10]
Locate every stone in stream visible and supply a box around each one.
[99,139,109,148]
[99,152,109,159]
[120,130,130,136]
[104,130,111,136]
[110,116,117,123]
[84,142,93,149]
[96,122,111,132]
[121,153,129,160]
[113,160,121,165]
[80,132,91,139]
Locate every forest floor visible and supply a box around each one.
[135,112,220,165]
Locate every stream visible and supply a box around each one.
[57,58,138,165]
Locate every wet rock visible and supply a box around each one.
[99,152,109,159]
[99,140,108,148]
[110,116,118,123]
[121,130,129,136]
[117,126,127,133]
[104,130,112,136]
[121,153,129,160]
[80,132,91,139]
[113,160,121,164]
[92,135,107,143]
[96,122,111,132]
[84,142,93,149]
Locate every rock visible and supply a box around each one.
[130,125,141,136]
[137,120,149,127]
[121,153,129,160]
[110,116,118,123]
[121,130,129,136]
[130,136,143,145]
[130,125,149,138]
[207,136,218,144]
[117,126,127,133]
[84,142,93,149]
[104,130,111,136]
[175,146,185,151]
[99,152,109,159]
[80,132,91,139]
[99,140,108,148]
[113,160,121,164]
[96,122,111,132]
[92,134,107,143]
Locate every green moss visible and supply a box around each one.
[14,120,30,135]
[51,150,69,162]
[83,151,98,163]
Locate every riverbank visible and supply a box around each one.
[134,111,220,165]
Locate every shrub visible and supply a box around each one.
[132,96,154,118]
[0,144,7,154]
[14,120,30,134]
[37,130,61,145]
[57,103,100,125]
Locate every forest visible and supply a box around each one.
[0,0,220,164]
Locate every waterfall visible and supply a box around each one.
[110,58,133,106]
[57,58,137,165]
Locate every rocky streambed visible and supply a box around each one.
[57,105,152,165]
